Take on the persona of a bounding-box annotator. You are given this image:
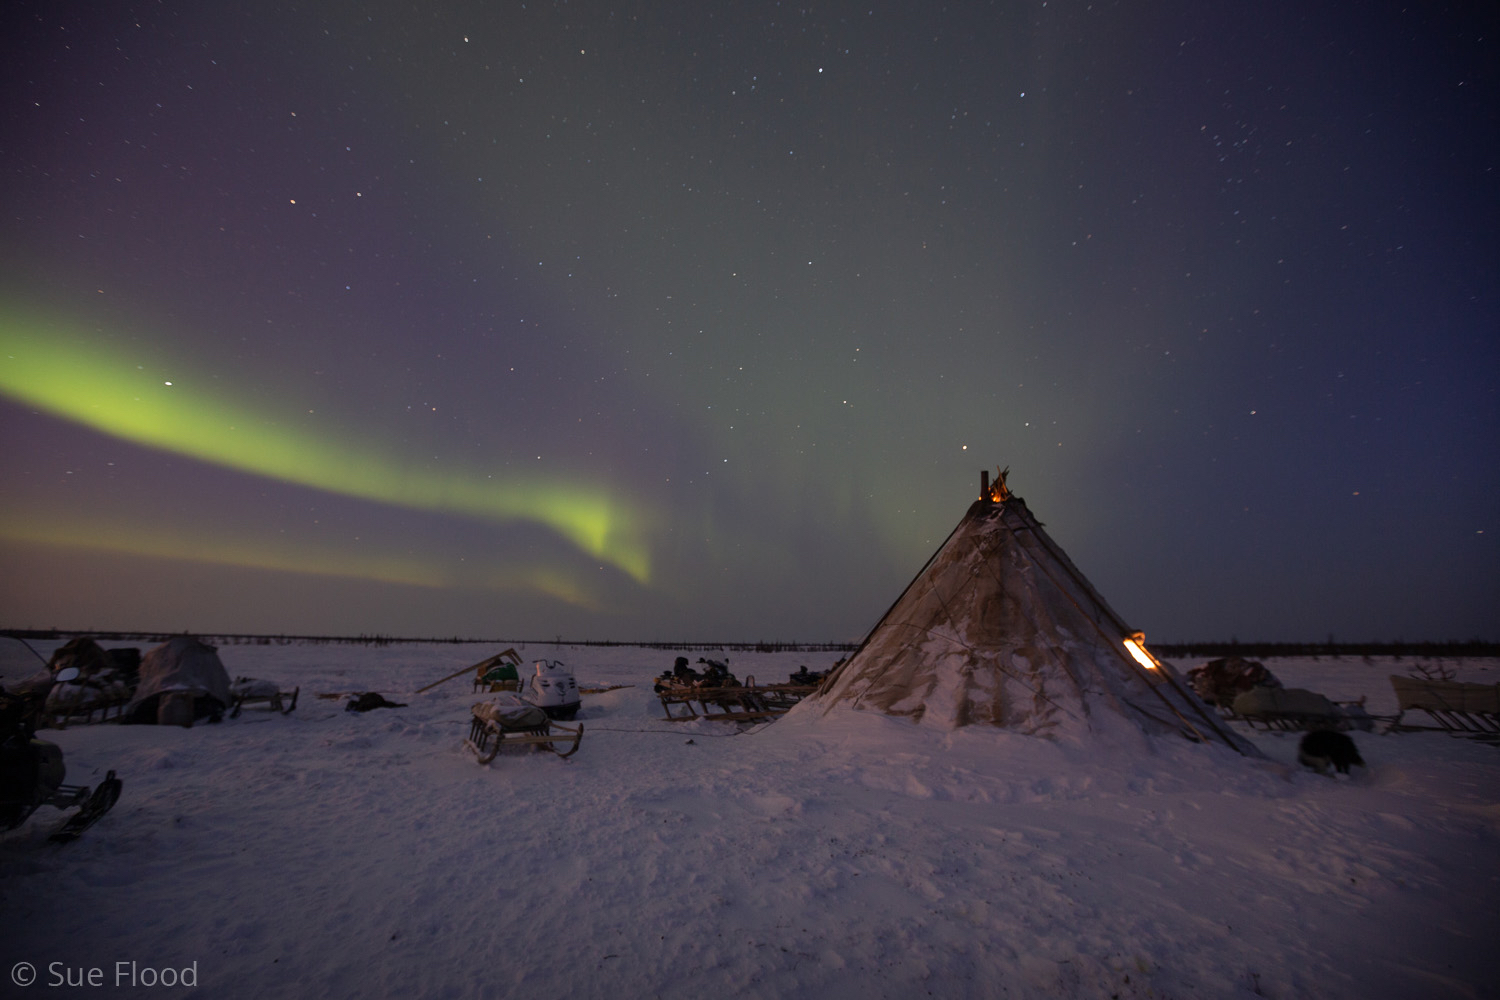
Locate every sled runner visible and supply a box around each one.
[42,683,134,728]
[38,640,139,729]
[655,676,818,722]
[3,665,124,843]
[229,678,300,717]
[47,771,123,842]
[1229,687,1373,732]
[464,695,583,763]
[1389,675,1500,735]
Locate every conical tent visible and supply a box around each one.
[807,470,1248,752]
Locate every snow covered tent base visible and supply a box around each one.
[803,469,1251,753]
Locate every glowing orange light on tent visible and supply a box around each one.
[982,466,1012,502]
[1123,633,1159,671]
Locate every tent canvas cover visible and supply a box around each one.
[804,471,1247,752]
[124,636,233,723]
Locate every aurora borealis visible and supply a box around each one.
[0,311,652,582]
[2,1,1496,640]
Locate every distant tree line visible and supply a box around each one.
[1153,640,1500,660]
[5,629,1494,659]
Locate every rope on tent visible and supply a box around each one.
[1000,501,1242,748]
[993,500,1244,752]
[1002,500,1246,753]
[1117,637,1246,752]
[1021,572,1213,744]
[933,524,1089,726]
[830,500,1087,726]
[841,510,1089,726]
[815,509,972,709]
[819,490,1241,752]
[860,617,1085,726]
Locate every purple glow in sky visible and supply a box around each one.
[2,1,1495,640]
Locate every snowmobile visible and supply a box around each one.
[1,667,122,842]
[521,659,581,721]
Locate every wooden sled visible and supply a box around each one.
[41,685,134,729]
[1388,675,1500,735]
[229,679,300,718]
[656,676,817,722]
[37,641,137,729]
[464,698,583,763]
[1227,687,1372,732]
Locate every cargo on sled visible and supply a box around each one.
[420,650,581,721]
[652,657,822,722]
[464,693,582,764]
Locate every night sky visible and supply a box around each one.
[2,1,1495,642]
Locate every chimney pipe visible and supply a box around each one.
[980,469,989,500]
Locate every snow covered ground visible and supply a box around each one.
[2,639,1497,999]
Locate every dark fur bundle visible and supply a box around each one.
[345,692,407,713]
[1298,730,1365,775]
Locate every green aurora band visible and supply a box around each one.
[0,309,652,584]
[0,514,605,609]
